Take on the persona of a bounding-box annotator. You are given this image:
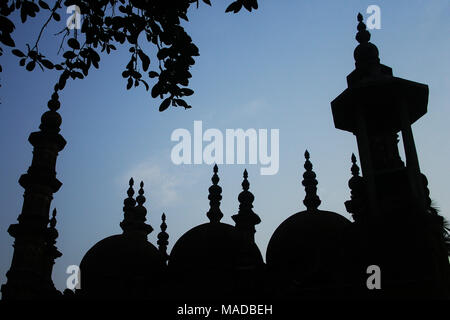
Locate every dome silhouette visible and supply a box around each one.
[266,151,352,294]
[80,233,165,298]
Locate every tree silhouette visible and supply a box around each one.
[0,0,258,111]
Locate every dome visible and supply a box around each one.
[266,209,351,295]
[265,150,352,293]
[169,222,239,271]
[266,210,351,271]
[80,234,165,298]
[78,179,166,299]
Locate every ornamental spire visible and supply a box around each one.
[356,13,370,44]
[353,12,380,71]
[206,164,224,223]
[345,154,366,222]
[232,169,261,239]
[157,213,169,263]
[302,150,321,211]
[120,179,153,237]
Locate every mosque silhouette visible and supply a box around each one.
[2,14,450,300]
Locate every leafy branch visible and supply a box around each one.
[0,0,258,111]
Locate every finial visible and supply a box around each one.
[242,169,249,191]
[157,213,169,262]
[302,150,321,211]
[232,169,261,237]
[206,165,224,223]
[355,12,371,44]
[211,163,219,185]
[123,177,136,209]
[345,153,366,221]
[127,178,135,198]
[50,208,57,228]
[351,153,360,177]
[120,178,153,236]
[136,181,146,206]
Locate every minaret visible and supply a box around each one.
[331,13,429,217]
[206,164,224,223]
[232,169,261,243]
[120,179,153,238]
[302,150,321,211]
[157,213,169,263]
[2,93,66,299]
[331,13,450,298]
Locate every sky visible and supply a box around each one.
[0,0,449,294]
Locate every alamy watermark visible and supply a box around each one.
[366,264,381,289]
[66,264,81,290]
[66,5,81,30]
[170,121,279,175]
[366,5,381,30]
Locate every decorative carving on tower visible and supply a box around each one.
[2,93,66,299]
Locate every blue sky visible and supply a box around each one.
[1,0,449,293]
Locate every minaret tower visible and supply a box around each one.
[331,13,429,218]
[2,94,66,299]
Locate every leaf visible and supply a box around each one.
[68,38,80,50]
[175,98,189,108]
[52,12,61,21]
[38,0,50,10]
[41,59,54,69]
[157,47,171,60]
[0,16,15,33]
[138,50,150,71]
[180,88,194,96]
[127,77,133,89]
[141,79,149,91]
[225,1,242,13]
[151,83,161,98]
[63,51,76,59]
[159,97,171,112]
[203,0,212,5]
[12,49,25,57]
[148,71,159,78]
[26,60,36,71]
[0,33,16,47]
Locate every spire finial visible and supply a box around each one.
[351,153,360,177]
[157,213,169,262]
[232,170,261,237]
[120,178,153,236]
[206,165,224,223]
[127,178,135,198]
[345,153,366,222]
[242,169,249,191]
[136,181,146,206]
[356,12,371,44]
[302,150,321,211]
[50,208,57,228]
